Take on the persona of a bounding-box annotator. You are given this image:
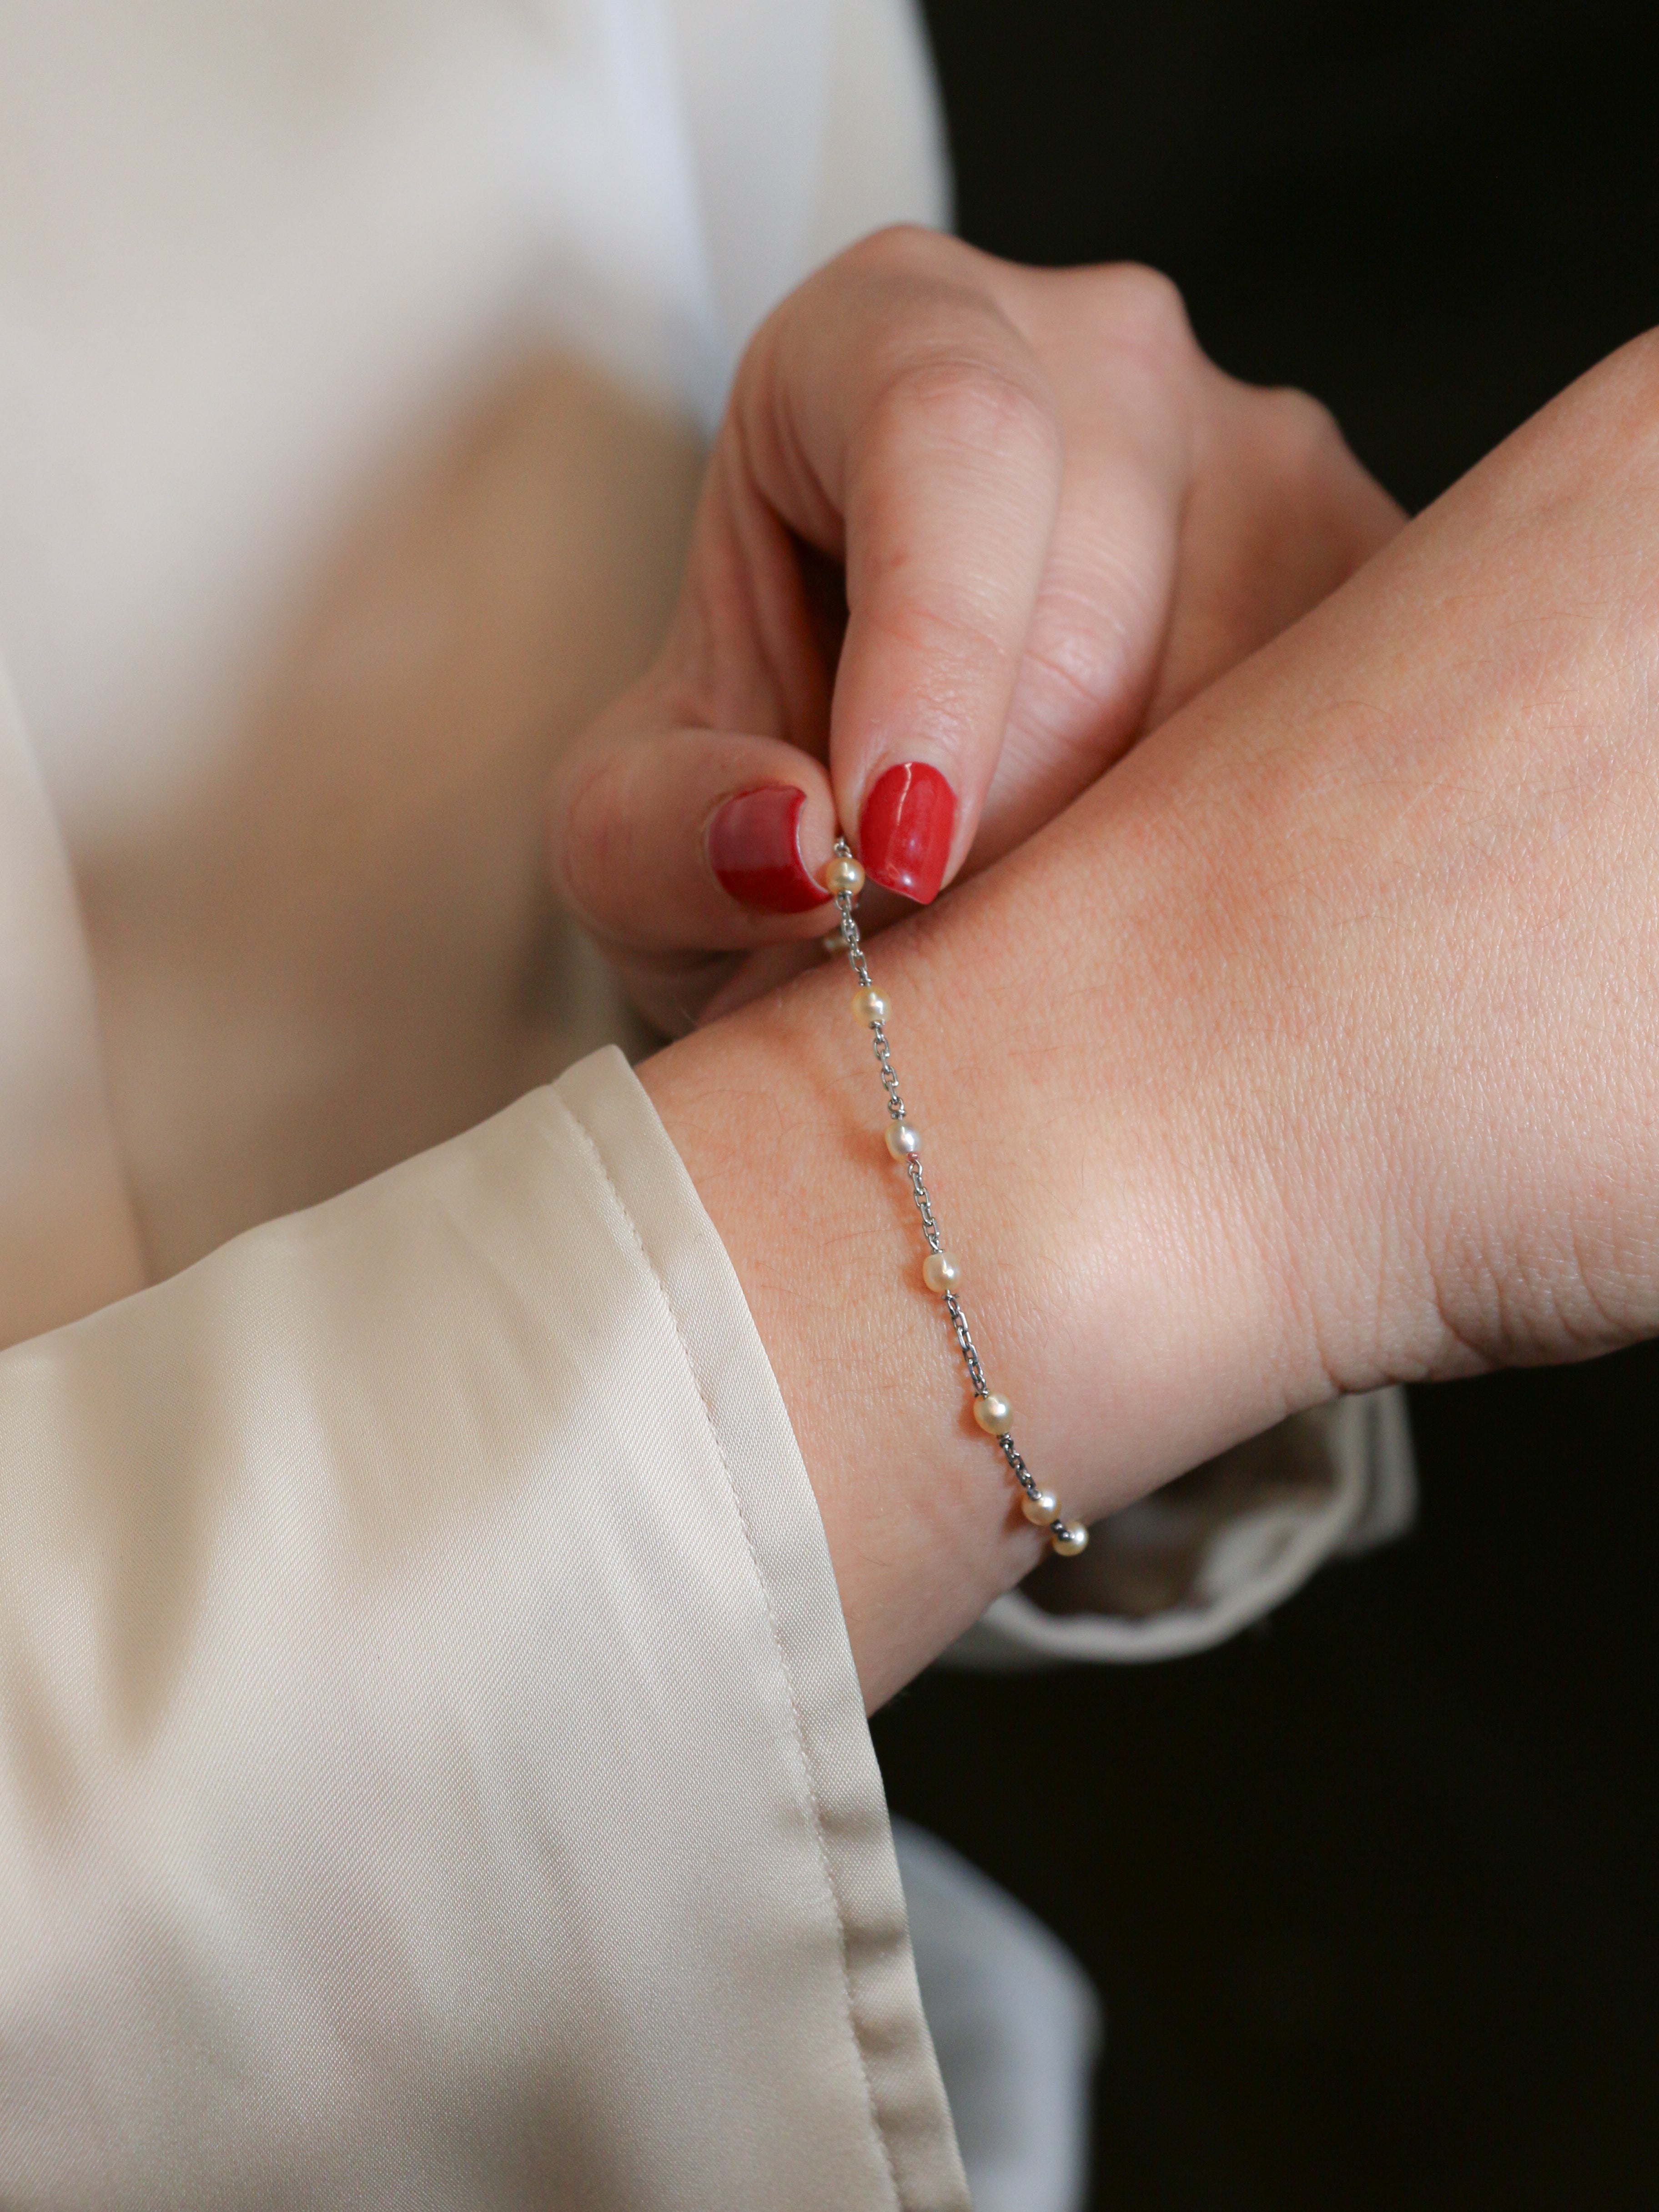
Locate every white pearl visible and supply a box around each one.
[852,985,888,1026]
[820,929,847,958]
[1021,1488,1059,1526]
[1050,1523,1090,1557]
[885,1120,920,1159]
[922,1250,960,1295]
[824,854,865,897]
[973,1392,1013,1437]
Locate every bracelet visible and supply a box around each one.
[822,839,1089,1558]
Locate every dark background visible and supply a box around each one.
[872,7,1659,2205]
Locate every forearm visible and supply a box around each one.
[639,769,1314,1708]
[647,328,1659,1707]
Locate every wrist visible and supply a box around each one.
[640,763,1320,1704]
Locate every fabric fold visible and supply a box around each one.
[0,1045,966,2211]
[0,666,145,1346]
[947,1389,1416,1670]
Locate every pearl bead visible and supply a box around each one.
[885,1120,920,1159]
[1021,1488,1059,1526]
[922,1250,960,1295]
[824,854,865,897]
[973,1392,1013,1437]
[820,929,847,958]
[852,985,888,1026]
[1050,1523,1090,1557]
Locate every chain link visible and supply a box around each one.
[829,842,1084,1554]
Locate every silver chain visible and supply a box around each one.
[828,840,1085,1557]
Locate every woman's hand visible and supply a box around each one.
[545,226,1401,1032]
[642,328,1659,1705]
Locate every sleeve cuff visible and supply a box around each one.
[552,1048,970,2207]
[0,1046,967,2211]
[944,1389,1417,1670]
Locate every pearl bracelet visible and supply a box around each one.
[822,839,1088,1558]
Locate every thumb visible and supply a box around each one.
[545,699,841,956]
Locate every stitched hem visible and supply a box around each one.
[551,1086,902,2212]
[551,1047,970,2212]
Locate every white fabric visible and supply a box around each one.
[0,1046,970,2209]
[894,1823,1101,2212]
[950,1390,1417,1670]
[0,0,947,1286]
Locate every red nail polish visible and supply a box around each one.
[709,785,828,914]
[858,762,956,904]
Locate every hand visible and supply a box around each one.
[642,328,1659,1704]
[545,226,1401,1032]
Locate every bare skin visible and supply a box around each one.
[547,228,1401,1031]
[641,331,1659,1708]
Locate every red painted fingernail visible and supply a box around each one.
[708,785,828,913]
[858,762,956,904]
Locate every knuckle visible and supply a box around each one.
[1092,262,1196,362]
[874,589,1018,688]
[879,351,1061,471]
[1266,383,1345,452]
[837,221,957,283]
[1246,383,1353,485]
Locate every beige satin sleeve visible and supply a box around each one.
[0,1046,968,2212]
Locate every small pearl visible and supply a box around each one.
[852,984,888,1026]
[922,1250,960,1295]
[1050,1522,1090,1558]
[820,928,847,958]
[884,1120,921,1160]
[973,1392,1013,1437]
[824,854,865,897]
[1021,1487,1059,1526]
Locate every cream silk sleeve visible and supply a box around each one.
[0,1047,969,2211]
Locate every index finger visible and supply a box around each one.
[734,229,1065,901]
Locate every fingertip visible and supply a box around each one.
[550,722,841,954]
[709,784,836,914]
[856,761,957,904]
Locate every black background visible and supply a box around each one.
[872,7,1659,2205]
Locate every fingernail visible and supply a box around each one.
[708,785,829,913]
[858,762,956,904]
